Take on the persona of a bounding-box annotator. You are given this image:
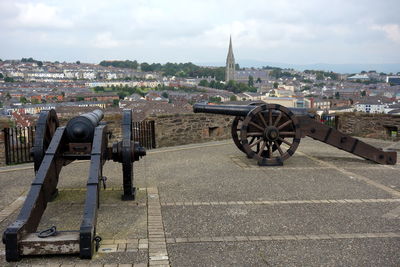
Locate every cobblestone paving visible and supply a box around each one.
[0,138,399,266]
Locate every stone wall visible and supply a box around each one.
[2,111,399,166]
[337,113,400,140]
[149,113,233,148]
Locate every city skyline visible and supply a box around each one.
[0,0,399,69]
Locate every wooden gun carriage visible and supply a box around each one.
[193,103,396,166]
[3,109,146,261]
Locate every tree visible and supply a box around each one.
[198,79,209,87]
[0,73,3,79]
[273,82,279,89]
[361,90,366,97]
[19,96,28,104]
[161,92,169,98]
[140,62,152,72]
[76,97,84,101]
[335,92,340,99]
[6,92,11,99]
[235,63,240,70]
[112,99,119,107]
[256,77,262,83]
[230,95,237,101]
[76,60,80,65]
[316,73,324,80]
[37,61,43,67]
[248,75,254,87]
[208,96,222,103]
[4,77,14,82]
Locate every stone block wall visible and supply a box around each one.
[337,113,400,140]
[148,113,233,148]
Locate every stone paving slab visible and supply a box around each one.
[155,165,394,202]
[346,168,400,191]
[167,238,400,267]
[162,203,400,238]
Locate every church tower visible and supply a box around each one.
[225,36,235,82]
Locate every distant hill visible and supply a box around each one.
[198,60,400,74]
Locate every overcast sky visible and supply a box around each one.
[0,0,399,66]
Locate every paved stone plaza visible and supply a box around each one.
[0,137,399,266]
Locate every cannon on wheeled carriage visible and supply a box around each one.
[3,109,146,261]
[193,103,396,166]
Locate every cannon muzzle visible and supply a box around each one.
[66,109,104,142]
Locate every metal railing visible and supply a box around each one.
[3,120,156,165]
[133,120,156,149]
[321,115,338,129]
[3,126,36,165]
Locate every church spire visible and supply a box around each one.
[225,35,235,82]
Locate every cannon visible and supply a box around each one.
[193,103,397,166]
[3,109,146,261]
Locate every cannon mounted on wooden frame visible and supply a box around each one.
[193,102,397,166]
[3,109,146,261]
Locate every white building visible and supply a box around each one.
[355,101,387,113]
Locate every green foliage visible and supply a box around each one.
[76,61,80,65]
[335,92,340,99]
[94,86,105,92]
[361,90,366,97]
[21,57,36,63]
[112,99,119,107]
[19,97,28,104]
[230,95,237,101]
[199,79,208,87]
[235,63,240,70]
[21,57,43,67]
[32,98,39,104]
[6,92,11,99]
[256,77,262,83]
[0,73,3,79]
[316,73,324,80]
[224,80,257,93]
[269,69,301,79]
[304,70,339,80]
[208,96,222,103]
[76,97,84,101]
[248,75,254,87]
[4,76,14,83]
[161,92,169,98]
[99,60,225,81]
[273,82,279,89]
[100,60,139,69]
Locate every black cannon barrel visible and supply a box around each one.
[66,109,104,142]
[193,103,310,117]
[193,103,254,116]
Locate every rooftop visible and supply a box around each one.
[0,137,399,266]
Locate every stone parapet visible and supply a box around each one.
[148,113,232,148]
[337,113,400,140]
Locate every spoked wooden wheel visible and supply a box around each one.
[31,109,59,172]
[231,102,269,154]
[231,116,245,152]
[240,104,301,166]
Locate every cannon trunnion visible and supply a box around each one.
[3,109,146,261]
[193,103,397,166]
